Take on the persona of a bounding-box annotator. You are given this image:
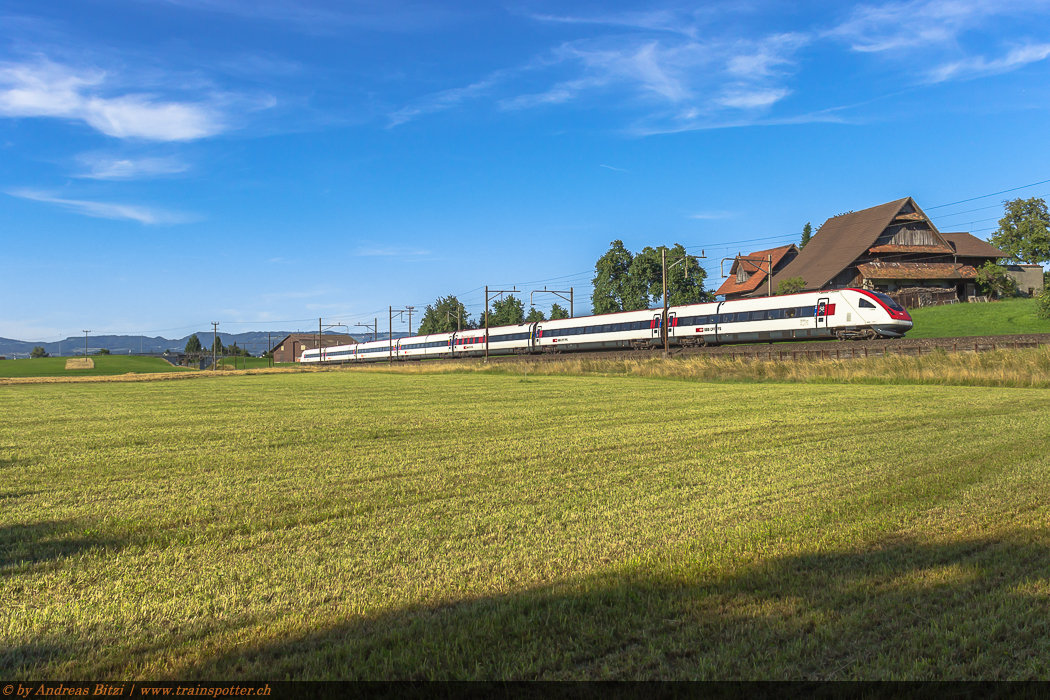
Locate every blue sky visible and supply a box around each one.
[2,0,1050,341]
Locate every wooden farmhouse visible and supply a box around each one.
[762,197,1005,302]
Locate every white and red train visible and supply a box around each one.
[300,288,912,364]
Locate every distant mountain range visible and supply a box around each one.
[0,330,412,358]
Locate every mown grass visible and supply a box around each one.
[0,356,194,378]
[214,357,276,370]
[351,345,1050,389]
[2,368,1049,680]
[907,297,1050,338]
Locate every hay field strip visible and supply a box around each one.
[0,356,197,379]
[2,369,1049,680]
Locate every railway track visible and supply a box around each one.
[482,333,1050,364]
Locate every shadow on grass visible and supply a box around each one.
[157,533,1050,681]
[0,519,127,569]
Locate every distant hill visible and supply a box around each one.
[0,330,412,358]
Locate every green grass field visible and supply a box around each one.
[3,366,1049,680]
[908,297,1050,338]
[0,355,194,378]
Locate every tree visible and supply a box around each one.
[592,240,710,313]
[990,197,1050,264]
[525,307,546,323]
[591,240,635,314]
[549,303,570,320]
[227,342,250,357]
[418,295,471,334]
[30,346,48,358]
[799,222,812,249]
[627,243,711,308]
[482,295,526,327]
[185,334,203,353]
[975,261,1017,298]
[777,277,806,295]
[212,336,225,355]
[95,348,111,355]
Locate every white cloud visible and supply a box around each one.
[927,42,1050,82]
[405,27,807,133]
[0,59,224,141]
[388,72,507,127]
[827,0,998,53]
[7,188,198,224]
[74,153,190,179]
[599,164,629,173]
[717,88,791,109]
[528,10,699,37]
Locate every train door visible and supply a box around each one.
[652,313,662,340]
[448,333,455,356]
[667,312,677,343]
[816,297,830,329]
[533,323,541,352]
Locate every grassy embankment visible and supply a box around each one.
[3,367,1049,680]
[907,297,1049,338]
[0,355,194,378]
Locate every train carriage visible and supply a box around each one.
[300,288,912,366]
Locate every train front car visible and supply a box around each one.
[838,289,913,338]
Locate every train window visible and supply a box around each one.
[858,298,876,309]
[751,310,768,321]
[800,306,815,317]
[784,308,797,319]
[767,309,782,320]
[871,292,905,311]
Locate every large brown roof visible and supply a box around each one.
[715,244,797,297]
[941,232,1005,258]
[770,197,916,291]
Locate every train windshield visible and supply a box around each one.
[870,291,905,312]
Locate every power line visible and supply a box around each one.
[926,178,1050,210]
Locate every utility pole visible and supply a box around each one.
[268,332,272,368]
[389,307,411,362]
[406,306,415,336]
[445,308,462,332]
[662,249,707,357]
[662,249,668,356]
[484,286,519,360]
[211,322,219,370]
[529,287,574,318]
[83,330,90,357]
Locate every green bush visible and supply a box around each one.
[1038,285,1050,320]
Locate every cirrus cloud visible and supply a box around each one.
[7,188,199,224]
